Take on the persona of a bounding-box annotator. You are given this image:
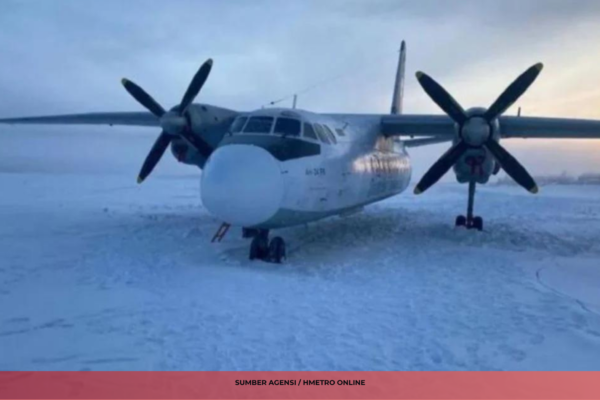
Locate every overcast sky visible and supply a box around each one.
[2,0,600,178]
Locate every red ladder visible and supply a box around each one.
[211,223,231,243]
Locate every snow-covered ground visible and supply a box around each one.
[1,170,600,371]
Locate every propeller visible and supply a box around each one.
[121,59,214,183]
[414,63,543,195]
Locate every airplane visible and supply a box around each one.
[3,41,600,264]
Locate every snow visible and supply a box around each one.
[1,170,600,371]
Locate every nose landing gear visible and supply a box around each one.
[455,180,483,231]
[268,237,286,264]
[248,229,286,264]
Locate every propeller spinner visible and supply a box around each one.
[414,63,543,195]
[121,59,214,183]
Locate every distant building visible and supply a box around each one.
[495,172,600,186]
[577,173,600,185]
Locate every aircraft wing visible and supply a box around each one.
[380,114,455,137]
[403,137,453,148]
[381,114,600,140]
[0,112,158,127]
[499,116,600,139]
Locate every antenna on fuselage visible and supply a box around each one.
[292,94,298,109]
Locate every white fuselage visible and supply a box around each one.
[200,108,412,229]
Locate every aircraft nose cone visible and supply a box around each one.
[201,145,284,227]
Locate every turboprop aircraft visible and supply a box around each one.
[3,41,600,263]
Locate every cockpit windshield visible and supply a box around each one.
[313,124,331,144]
[273,117,301,137]
[303,123,318,140]
[243,116,274,134]
[229,116,247,134]
[231,113,331,147]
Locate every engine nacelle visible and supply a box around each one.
[169,104,238,169]
[170,138,208,167]
[452,107,501,184]
[453,147,495,184]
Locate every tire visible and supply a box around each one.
[455,215,466,227]
[250,235,269,260]
[268,237,286,264]
[473,216,483,231]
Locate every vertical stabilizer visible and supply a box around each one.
[390,41,406,115]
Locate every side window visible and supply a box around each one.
[303,123,318,141]
[323,125,337,144]
[273,117,301,137]
[243,116,274,134]
[313,124,331,144]
[229,116,248,134]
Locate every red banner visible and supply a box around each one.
[1,372,600,399]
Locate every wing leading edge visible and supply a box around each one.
[381,114,455,137]
[499,116,600,139]
[0,112,158,127]
[380,114,600,140]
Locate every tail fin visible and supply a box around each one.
[390,40,406,115]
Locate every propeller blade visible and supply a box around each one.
[137,132,172,184]
[484,139,538,193]
[415,71,468,125]
[483,63,543,121]
[414,141,469,194]
[121,78,166,118]
[180,59,213,114]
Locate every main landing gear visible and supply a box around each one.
[455,180,483,231]
[247,229,286,264]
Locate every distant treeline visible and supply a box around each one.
[495,172,600,186]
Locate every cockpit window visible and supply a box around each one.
[323,125,337,144]
[243,116,274,134]
[313,124,331,144]
[230,116,248,134]
[303,123,318,141]
[273,117,301,137]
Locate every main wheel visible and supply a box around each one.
[455,215,467,227]
[268,237,286,264]
[249,235,269,260]
[473,216,483,231]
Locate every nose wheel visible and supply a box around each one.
[249,230,286,264]
[455,181,484,231]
